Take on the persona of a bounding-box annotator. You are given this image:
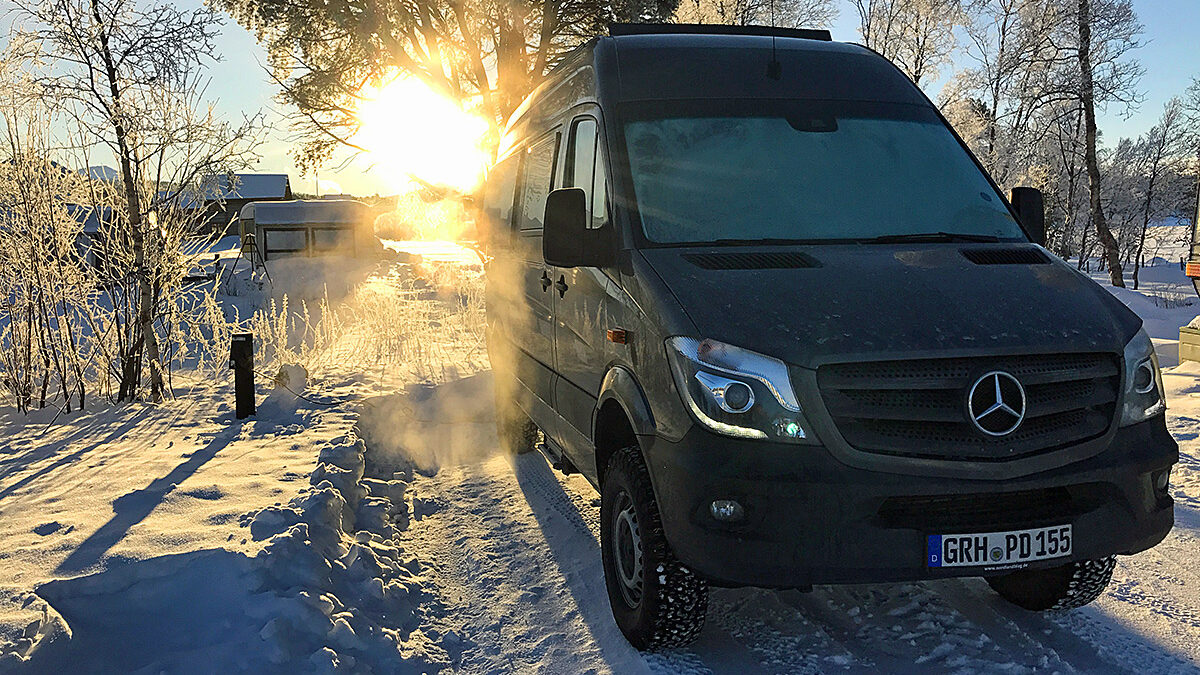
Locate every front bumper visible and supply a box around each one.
[640,416,1177,588]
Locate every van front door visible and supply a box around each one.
[551,114,615,478]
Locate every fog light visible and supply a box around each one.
[710,499,745,522]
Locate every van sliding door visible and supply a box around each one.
[512,131,561,415]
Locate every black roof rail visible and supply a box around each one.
[609,23,832,41]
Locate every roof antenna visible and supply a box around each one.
[766,0,782,80]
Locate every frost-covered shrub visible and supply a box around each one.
[249,261,486,382]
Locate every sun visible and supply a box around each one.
[353,76,491,195]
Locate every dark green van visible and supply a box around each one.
[482,24,1177,649]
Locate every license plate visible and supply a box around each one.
[927,524,1072,568]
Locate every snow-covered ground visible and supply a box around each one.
[1080,260,1198,368]
[2,249,1200,673]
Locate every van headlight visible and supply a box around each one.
[665,337,815,443]
[1120,328,1165,426]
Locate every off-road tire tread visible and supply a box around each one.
[1048,556,1116,611]
[606,446,708,648]
[987,555,1116,612]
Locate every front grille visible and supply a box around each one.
[875,485,1109,531]
[817,353,1120,461]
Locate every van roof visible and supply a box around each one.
[610,33,921,102]
[504,26,926,142]
[608,22,832,41]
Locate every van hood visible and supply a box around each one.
[640,245,1141,369]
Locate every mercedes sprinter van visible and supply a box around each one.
[481,24,1177,649]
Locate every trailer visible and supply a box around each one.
[238,199,377,261]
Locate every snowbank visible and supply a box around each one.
[0,246,487,671]
[10,426,450,672]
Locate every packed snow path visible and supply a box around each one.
[371,372,1200,674]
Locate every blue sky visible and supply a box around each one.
[200,0,1199,196]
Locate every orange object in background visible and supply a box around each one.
[1186,262,1200,279]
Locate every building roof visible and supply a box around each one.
[212,173,292,200]
[240,199,368,225]
[65,204,118,234]
[175,173,293,209]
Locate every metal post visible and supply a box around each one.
[230,332,255,419]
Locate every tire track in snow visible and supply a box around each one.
[398,454,657,674]
[366,399,1200,674]
[703,589,846,674]
[393,448,1200,674]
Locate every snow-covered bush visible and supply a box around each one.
[0,28,258,414]
[0,57,101,414]
[250,261,486,382]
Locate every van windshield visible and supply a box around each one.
[621,100,1024,244]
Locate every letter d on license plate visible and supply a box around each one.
[927,524,1072,568]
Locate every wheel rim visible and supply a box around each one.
[611,490,644,608]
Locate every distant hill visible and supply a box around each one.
[82,165,120,182]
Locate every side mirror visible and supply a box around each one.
[543,187,615,268]
[1010,187,1045,246]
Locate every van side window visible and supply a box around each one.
[517,133,559,232]
[591,133,609,230]
[482,153,519,237]
[566,117,608,229]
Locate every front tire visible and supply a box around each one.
[987,556,1116,611]
[601,446,708,649]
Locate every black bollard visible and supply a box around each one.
[230,332,255,419]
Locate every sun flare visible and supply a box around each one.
[354,76,491,195]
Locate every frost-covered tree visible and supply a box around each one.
[853,0,964,86]
[938,0,1148,285]
[1064,0,1144,287]
[673,0,837,28]
[10,0,260,402]
[1127,99,1193,288]
[0,49,96,413]
[943,0,1066,185]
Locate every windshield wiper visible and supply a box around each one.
[863,232,1002,244]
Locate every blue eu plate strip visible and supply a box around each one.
[927,535,942,567]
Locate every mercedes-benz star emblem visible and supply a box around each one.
[967,371,1026,437]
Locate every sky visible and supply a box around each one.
[197,0,1200,197]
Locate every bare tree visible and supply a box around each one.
[674,0,837,28]
[1065,0,1144,287]
[1048,104,1089,262]
[1130,99,1191,288]
[12,0,260,402]
[1183,77,1200,164]
[853,0,964,86]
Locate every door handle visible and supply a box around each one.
[540,271,552,291]
[554,275,569,297]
